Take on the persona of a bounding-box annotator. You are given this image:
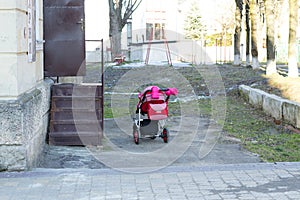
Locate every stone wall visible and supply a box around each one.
[0,78,53,171]
[239,85,300,129]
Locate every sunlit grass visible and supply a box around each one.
[266,74,300,103]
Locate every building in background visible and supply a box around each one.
[84,0,300,64]
[128,0,179,62]
[84,0,237,64]
[126,0,234,64]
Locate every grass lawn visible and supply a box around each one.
[217,95,300,163]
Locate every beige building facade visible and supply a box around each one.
[0,0,53,171]
[0,0,44,98]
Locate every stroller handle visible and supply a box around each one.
[159,88,169,91]
[139,86,178,102]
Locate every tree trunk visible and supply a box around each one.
[288,0,299,77]
[108,0,142,62]
[110,20,122,59]
[250,0,260,70]
[265,0,277,75]
[245,2,251,66]
[233,0,243,66]
[109,0,123,61]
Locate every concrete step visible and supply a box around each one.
[52,83,102,97]
[51,97,102,110]
[48,131,102,146]
[50,120,102,132]
[49,83,103,146]
[50,110,102,120]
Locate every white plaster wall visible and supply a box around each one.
[0,0,43,99]
[0,1,26,9]
[0,11,19,52]
[0,54,18,96]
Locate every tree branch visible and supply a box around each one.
[122,0,142,28]
[124,0,132,13]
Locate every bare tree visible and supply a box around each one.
[245,0,251,66]
[215,1,235,64]
[233,0,243,65]
[288,0,299,77]
[250,0,260,69]
[264,0,277,75]
[108,0,142,60]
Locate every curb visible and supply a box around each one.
[239,85,300,129]
[2,162,300,178]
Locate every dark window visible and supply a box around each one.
[155,23,161,40]
[146,23,153,40]
[146,23,166,41]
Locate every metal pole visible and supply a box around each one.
[127,0,132,61]
[220,38,222,64]
[101,38,104,134]
[216,38,218,64]
[127,20,132,61]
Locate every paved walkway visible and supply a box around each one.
[1,162,300,200]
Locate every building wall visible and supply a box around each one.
[131,0,179,44]
[0,0,52,171]
[0,78,53,171]
[0,0,43,99]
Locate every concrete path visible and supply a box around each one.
[1,162,300,200]
[39,117,261,169]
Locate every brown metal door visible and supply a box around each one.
[44,0,86,77]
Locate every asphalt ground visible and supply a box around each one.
[39,116,261,170]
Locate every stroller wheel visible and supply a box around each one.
[162,128,169,143]
[133,130,139,145]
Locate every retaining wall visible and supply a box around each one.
[0,78,53,171]
[239,85,300,129]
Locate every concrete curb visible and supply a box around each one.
[239,85,300,129]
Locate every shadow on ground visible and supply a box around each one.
[39,116,261,169]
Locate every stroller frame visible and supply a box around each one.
[132,86,177,144]
[133,108,168,144]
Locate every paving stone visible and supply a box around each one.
[1,145,300,200]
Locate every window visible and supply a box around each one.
[154,23,161,40]
[146,23,153,40]
[146,23,166,41]
[27,0,36,62]
[35,0,43,51]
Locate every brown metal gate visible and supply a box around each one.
[44,1,104,146]
[43,0,86,76]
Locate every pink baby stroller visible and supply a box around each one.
[133,86,178,144]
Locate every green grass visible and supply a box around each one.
[104,96,137,119]
[245,133,300,162]
[104,102,114,118]
[223,96,300,162]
